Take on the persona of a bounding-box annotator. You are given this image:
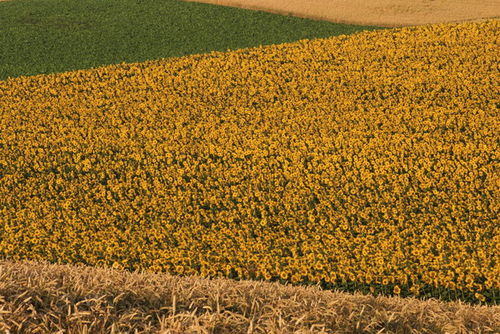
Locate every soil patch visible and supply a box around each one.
[183,0,500,27]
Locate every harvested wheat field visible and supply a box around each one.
[184,0,500,26]
[1,260,499,333]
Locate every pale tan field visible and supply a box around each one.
[1,260,499,333]
[183,0,500,26]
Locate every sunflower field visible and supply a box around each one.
[0,20,498,303]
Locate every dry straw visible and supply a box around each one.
[0,260,498,333]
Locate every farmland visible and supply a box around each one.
[1,20,498,305]
[185,0,500,27]
[1,260,498,333]
[1,0,499,331]
[0,0,379,81]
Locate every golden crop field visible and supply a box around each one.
[0,20,498,303]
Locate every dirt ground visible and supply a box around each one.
[183,0,500,27]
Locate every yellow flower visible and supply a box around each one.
[279,271,289,280]
[474,293,486,302]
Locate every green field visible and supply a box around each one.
[0,0,381,80]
